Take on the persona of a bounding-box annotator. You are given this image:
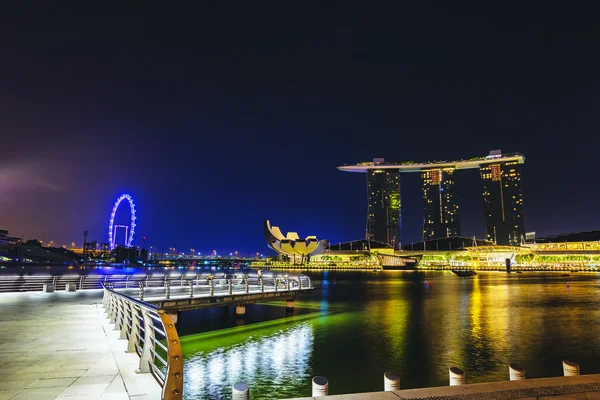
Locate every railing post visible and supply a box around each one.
[245,276,249,294]
[159,310,183,400]
[114,297,124,331]
[210,279,214,296]
[110,295,117,324]
[119,300,130,339]
[137,310,154,373]
[261,278,264,292]
[188,280,194,298]
[275,278,279,291]
[127,305,141,353]
[298,277,303,290]
[103,290,110,317]
[165,280,171,300]
[79,276,84,290]
[139,282,145,300]
[102,288,108,309]
[229,279,233,295]
[109,293,116,321]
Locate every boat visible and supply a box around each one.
[451,269,478,277]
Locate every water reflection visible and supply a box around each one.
[183,323,314,400]
[181,272,600,399]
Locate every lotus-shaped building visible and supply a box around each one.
[264,220,328,262]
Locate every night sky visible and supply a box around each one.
[1,3,599,255]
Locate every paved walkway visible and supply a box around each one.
[288,374,600,399]
[0,290,160,400]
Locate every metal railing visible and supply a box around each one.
[0,271,312,294]
[103,283,183,400]
[0,273,131,292]
[108,272,312,301]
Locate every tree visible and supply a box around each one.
[25,239,42,247]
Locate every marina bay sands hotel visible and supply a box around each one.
[338,150,525,247]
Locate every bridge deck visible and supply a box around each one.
[115,281,314,312]
[0,290,160,399]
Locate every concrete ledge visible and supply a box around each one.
[286,374,600,400]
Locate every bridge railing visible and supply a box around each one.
[102,283,183,400]
[0,271,312,293]
[104,272,311,300]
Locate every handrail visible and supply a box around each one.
[0,271,314,293]
[105,273,313,302]
[102,283,183,400]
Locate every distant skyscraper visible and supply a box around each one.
[367,169,401,247]
[339,151,525,246]
[480,160,525,245]
[422,168,460,240]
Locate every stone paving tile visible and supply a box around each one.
[1,372,44,382]
[11,386,68,400]
[81,368,120,378]
[42,369,88,379]
[103,376,127,394]
[29,377,77,388]
[74,375,117,385]
[394,385,473,398]
[61,383,112,397]
[462,380,538,393]
[100,394,130,400]
[0,390,23,400]
[0,379,36,390]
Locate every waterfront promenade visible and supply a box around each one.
[0,290,160,399]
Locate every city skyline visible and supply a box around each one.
[2,3,600,252]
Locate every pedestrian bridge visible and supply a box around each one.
[107,271,314,313]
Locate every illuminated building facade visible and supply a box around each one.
[422,168,460,239]
[367,169,401,248]
[339,151,525,246]
[480,160,524,245]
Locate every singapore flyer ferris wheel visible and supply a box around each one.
[108,193,136,250]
